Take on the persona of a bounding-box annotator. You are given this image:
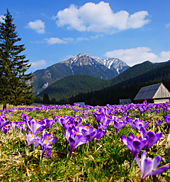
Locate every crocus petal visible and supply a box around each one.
[150,165,169,176]
[141,158,153,179]
[152,155,161,169]
[46,148,52,158]
[140,127,147,138]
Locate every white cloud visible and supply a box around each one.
[76,37,89,41]
[46,37,67,44]
[26,20,45,34]
[104,47,170,66]
[0,15,5,22]
[166,23,170,28]
[30,60,46,68]
[54,1,150,33]
[90,34,103,39]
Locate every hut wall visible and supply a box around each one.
[154,98,170,103]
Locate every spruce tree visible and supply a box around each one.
[0,9,35,109]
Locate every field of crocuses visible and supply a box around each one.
[0,102,169,181]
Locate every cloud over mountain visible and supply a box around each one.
[104,47,170,66]
[30,60,46,68]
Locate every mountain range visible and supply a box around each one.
[30,53,129,95]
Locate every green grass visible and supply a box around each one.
[0,105,169,181]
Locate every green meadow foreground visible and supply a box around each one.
[0,103,169,182]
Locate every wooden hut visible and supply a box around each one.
[134,83,170,103]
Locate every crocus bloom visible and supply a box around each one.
[9,121,21,130]
[99,115,111,130]
[135,118,149,130]
[163,114,170,133]
[156,118,163,127]
[25,132,40,149]
[140,127,163,151]
[127,118,136,130]
[121,132,148,163]
[78,123,107,145]
[112,116,127,133]
[0,115,9,129]
[26,118,46,135]
[42,117,55,130]
[39,130,57,159]
[136,150,169,181]
[2,125,10,134]
[63,126,90,155]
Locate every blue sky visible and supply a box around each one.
[1,0,170,73]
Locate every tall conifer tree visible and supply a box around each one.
[0,9,35,109]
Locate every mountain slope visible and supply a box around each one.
[110,60,160,85]
[37,75,110,101]
[31,53,129,95]
[66,60,170,105]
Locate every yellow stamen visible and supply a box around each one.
[150,130,155,133]
[45,140,48,144]
[97,111,99,114]
[46,136,51,140]
[86,126,89,129]
[93,128,97,130]
[137,133,141,140]
[76,132,79,135]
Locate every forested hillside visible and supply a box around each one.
[62,61,170,105]
[110,60,160,85]
[36,75,110,103]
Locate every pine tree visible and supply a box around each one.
[0,9,35,109]
[43,93,50,104]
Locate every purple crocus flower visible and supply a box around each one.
[99,115,111,130]
[156,118,163,127]
[163,114,170,133]
[94,123,107,143]
[42,117,55,130]
[63,126,90,155]
[39,130,57,159]
[78,123,107,145]
[136,150,169,181]
[26,118,46,135]
[9,121,21,130]
[127,118,136,130]
[140,127,163,151]
[25,132,40,149]
[112,115,127,133]
[54,115,70,129]
[0,115,9,129]
[135,118,149,130]
[121,132,148,164]
[2,125,10,134]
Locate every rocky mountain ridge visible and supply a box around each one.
[31,53,129,95]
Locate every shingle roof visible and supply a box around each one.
[134,83,170,101]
